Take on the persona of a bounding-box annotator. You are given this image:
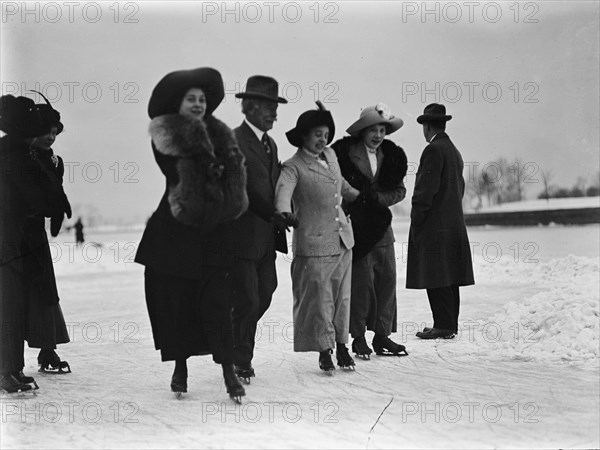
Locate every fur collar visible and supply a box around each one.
[149,114,238,159]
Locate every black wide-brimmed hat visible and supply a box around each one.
[0,95,46,137]
[286,101,335,148]
[416,103,452,124]
[31,90,64,134]
[235,75,288,104]
[148,67,224,119]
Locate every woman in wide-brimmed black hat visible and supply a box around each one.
[135,67,248,402]
[0,95,66,394]
[274,102,360,374]
[21,92,73,375]
[331,103,409,360]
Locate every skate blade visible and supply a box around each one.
[173,391,184,399]
[375,350,409,357]
[229,395,243,405]
[0,387,37,397]
[38,367,71,374]
[338,365,356,371]
[354,353,371,360]
[238,377,252,385]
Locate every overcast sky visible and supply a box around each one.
[2,1,599,223]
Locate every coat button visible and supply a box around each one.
[335,217,339,221]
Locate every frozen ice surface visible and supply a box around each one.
[2,223,598,448]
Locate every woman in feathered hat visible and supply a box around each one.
[331,103,409,359]
[21,91,73,375]
[134,67,248,402]
[0,95,66,394]
[275,102,360,374]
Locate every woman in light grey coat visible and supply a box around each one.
[275,103,359,374]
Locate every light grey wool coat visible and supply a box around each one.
[275,147,359,351]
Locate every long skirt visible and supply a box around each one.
[349,243,398,337]
[144,266,234,363]
[22,217,70,348]
[291,248,352,352]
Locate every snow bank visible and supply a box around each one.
[460,255,599,365]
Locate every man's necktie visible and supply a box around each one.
[262,133,272,156]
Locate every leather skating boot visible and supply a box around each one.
[319,349,335,376]
[352,336,373,360]
[170,359,188,399]
[372,334,409,356]
[335,343,356,370]
[223,364,245,404]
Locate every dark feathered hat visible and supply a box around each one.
[286,101,335,148]
[0,95,46,137]
[31,90,64,134]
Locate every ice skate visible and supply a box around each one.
[0,374,36,396]
[319,349,335,376]
[234,363,255,385]
[38,349,71,374]
[170,360,187,399]
[13,371,39,390]
[223,364,245,404]
[372,335,409,356]
[352,336,373,360]
[335,344,356,371]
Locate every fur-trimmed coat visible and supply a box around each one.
[135,114,249,278]
[332,137,407,258]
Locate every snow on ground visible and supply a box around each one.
[466,196,600,213]
[1,222,599,448]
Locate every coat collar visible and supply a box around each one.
[295,147,338,181]
[348,141,377,180]
[429,131,448,144]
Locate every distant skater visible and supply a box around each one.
[73,218,84,245]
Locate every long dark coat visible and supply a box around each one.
[0,136,66,374]
[21,149,71,348]
[406,132,474,289]
[134,113,248,362]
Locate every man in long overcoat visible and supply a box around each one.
[406,103,474,339]
[230,76,288,382]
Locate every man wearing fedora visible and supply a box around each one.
[406,103,474,340]
[229,75,289,383]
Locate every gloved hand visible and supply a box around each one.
[273,212,299,231]
[64,195,72,219]
[355,188,379,206]
[282,212,299,228]
[50,213,64,237]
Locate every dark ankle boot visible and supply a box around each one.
[171,359,188,394]
[222,363,245,403]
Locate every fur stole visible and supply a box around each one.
[149,114,248,233]
[332,137,407,258]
